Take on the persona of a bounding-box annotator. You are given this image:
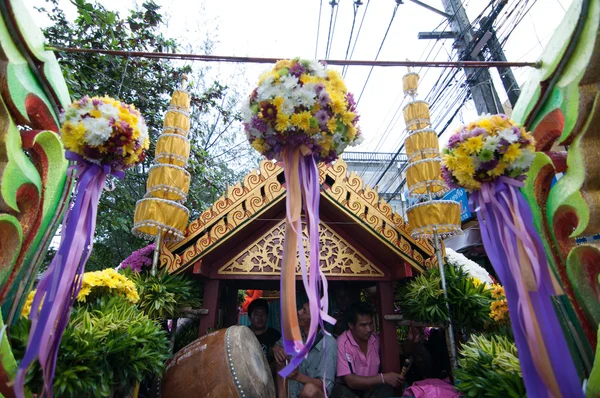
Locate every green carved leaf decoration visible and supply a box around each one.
[0,215,22,299]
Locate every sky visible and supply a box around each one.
[27,0,572,171]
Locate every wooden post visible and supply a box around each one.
[377,281,401,373]
[223,285,239,328]
[198,279,221,337]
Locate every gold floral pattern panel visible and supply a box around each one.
[218,220,384,277]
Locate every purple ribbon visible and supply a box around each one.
[279,154,335,397]
[469,178,582,398]
[15,151,123,397]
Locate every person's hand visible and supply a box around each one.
[382,372,404,388]
[287,367,299,380]
[273,344,287,364]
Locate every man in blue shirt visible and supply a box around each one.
[273,302,337,398]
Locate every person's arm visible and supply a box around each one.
[343,372,404,390]
[290,372,324,390]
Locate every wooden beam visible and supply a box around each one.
[45,46,540,69]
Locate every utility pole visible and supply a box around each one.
[480,17,521,107]
[439,0,503,115]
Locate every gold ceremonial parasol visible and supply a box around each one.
[400,66,461,370]
[132,76,191,272]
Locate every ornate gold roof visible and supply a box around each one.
[161,159,436,274]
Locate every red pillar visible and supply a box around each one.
[377,281,401,373]
[223,285,239,328]
[199,279,221,337]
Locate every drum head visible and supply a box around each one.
[227,326,275,398]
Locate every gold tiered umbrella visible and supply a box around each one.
[401,70,460,238]
[133,78,191,266]
[401,67,461,369]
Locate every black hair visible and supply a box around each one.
[248,298,269,317]
[345,301,375,325]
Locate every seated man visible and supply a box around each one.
[333,302,404,398]
[273,302,337,398]
[247,298,281,367]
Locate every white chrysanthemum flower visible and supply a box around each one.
[281,98,295,114]
[307,60,327,78]
[296,85,317,107]
[240,97,254,122]
[82,117,113,146]
[78,101,94,115]
[483,135,501,151]
[279,75,298,91]
[508,150,536,171]
[445,248,494,285]
[137,119,149,143]
[257,83,277,101]
[100,103,119,120]
[498,128,518,143]
[351,134,364,146]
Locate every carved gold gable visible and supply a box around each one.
[218,220,384,277]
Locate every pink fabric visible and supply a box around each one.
[404,379,460,398]
[336,330,380,377]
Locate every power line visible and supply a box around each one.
[343,0,370,78]
[341,1,362,76]
[315,0,324,59]
[355,1,402,105]
[325,0,339,59]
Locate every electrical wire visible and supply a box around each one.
[341,1,362,76]
[315,0,324,59]
[326,0,343,59]
[355,1,401,105]
[343,0,371,79]
[324,1,338,60]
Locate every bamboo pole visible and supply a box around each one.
[151,230,161,276]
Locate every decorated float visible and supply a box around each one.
[0,0,598,397]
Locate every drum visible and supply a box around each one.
[161,326,275,398]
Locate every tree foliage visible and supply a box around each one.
[37,0,256,270]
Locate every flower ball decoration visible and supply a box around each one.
[242,59,361,378]
[242,58,362,162]
[440,114,582,397]
[16,96,150,397]
[440,114,535,191]
[60,95,150,169]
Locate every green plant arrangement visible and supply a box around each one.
[12,294,170,398]
[455,334,526,398]
[396,264,494,335]
[123,269,202,320]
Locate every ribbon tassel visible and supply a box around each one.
[471,179,582,398]
[279,149,335,379]
[15,152,122,398]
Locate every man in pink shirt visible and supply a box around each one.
[332,302,404,398]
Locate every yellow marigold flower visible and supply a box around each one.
[488,161,509,177]
[490,284,505,299]
[503,143,522,162]
[62,121,86,153]
[275,113,291,131]
[275,59,292,69]
[326,118,338,133]
[251,138,267,153]
[442,154,459,170]
[463,136,484,154]
[490,299,509,323]
[479,118,493,131]
[329,94,346,114]
[291,111,312,131]
[341,111,356,126]
[21,291,38,318]
[455,156,474,174]
[471,277,484,287]
[321,135,334,152]
[272,96,285,112]
[347,125,357,141]
[300,74,320,85]
[89,109,102,118]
